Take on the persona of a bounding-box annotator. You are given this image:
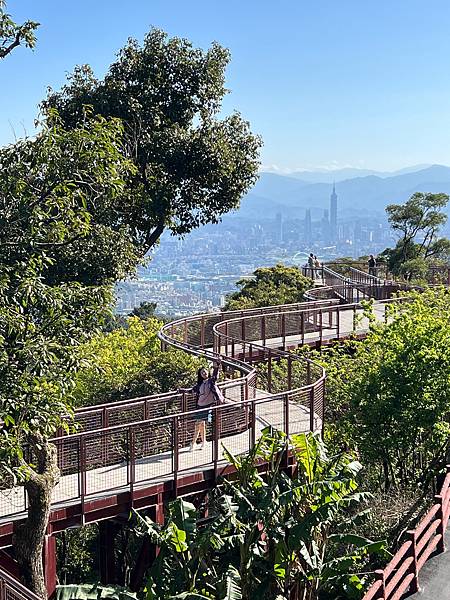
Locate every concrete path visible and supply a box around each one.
[408,530,450,599]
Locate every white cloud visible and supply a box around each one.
[260,159,367,174]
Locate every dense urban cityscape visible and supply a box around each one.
[116,182,394,316]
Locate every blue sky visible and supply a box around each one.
[2,0,450,172]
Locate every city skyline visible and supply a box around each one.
[3,1,450,171]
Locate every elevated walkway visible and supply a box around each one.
[0,265,418,598]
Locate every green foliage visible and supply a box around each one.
[56,583,137,600]
[0,1,39,59]
[382,192,450,279]
[44,28,261,254]
[57,525,99,585]
[130,301,158,320]
[0,115,135,480]
[319,288,450,490]
[73,317,204,406]
[224,264,313,310]
[137,430,387,600]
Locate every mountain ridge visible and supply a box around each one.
[238,165,450,218]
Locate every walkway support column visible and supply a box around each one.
[129,501,164,592]
[43,535,57,599]
[98,520,120,585]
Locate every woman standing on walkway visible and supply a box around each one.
[189,359,224,450]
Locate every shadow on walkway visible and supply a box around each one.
[408,530,450,599]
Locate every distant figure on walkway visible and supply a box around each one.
[314,255,321,279]
[368,254,377,277]
[189,359,224,451]
[307,252,315,278]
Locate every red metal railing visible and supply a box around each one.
[363,466,450,600]
[0,567,40,600]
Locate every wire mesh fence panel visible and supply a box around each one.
[84,429,130,496]
[133,419,174,483]
[218,406,251,460]
[0,487,26,519]
[201,314,223,347]
[313,382,325,431]
[52,438,80,504]
[265,314,281,340]
[287,389,314,435]
[177,412,214,473]
[107,401,146,427]
[255,396,286,435]
[76,409,104,432]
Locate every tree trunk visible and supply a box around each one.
[13,436,60,599]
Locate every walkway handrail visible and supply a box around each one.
[363,465,450,600]
[0,567,40,600]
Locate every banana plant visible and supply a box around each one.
[138,429,389,600]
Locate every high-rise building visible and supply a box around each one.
[330,183,338,241]
[321,209,330,241]
[304,208,312,242]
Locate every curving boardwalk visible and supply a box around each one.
[0,265,421,599]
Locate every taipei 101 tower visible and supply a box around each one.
[330,182,338,242]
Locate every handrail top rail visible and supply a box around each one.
[50,382,325,444]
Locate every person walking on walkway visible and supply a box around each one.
[314,255,321,280]
[368,254,377,277]
[189,359,224,451]
[308,252,315,279]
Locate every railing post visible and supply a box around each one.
[374,569,386,600]
[435,494,446,553]
[173,417,179,497]
[262,315,266,346]
[250,400,256,449]
[309,386,315,432]
[200,316,205,348]
[284,392,290,437]
[213,407,220,478]
[268,349,272,393]
[281,314,286,349]
[79,436,86,525]
[407,529,419,593]
[129,428,135,505]
[319,309,323,346]
[287,356,292,390]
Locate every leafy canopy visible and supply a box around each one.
[319,288,450,490]
[0,1,39,59]
[224,264,313,310]
[382,192,450,279]
[72,316,204,407]
[0,114,135,481]
[44,28,262,256]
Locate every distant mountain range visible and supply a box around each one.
[236,164,450,219]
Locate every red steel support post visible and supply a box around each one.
[43,535,57,599]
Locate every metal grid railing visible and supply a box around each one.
[0,568,40,600]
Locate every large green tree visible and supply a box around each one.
[224,263,313,310]
[0,115,136,598]
[43,28,261,260]
[381,192,450,279]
